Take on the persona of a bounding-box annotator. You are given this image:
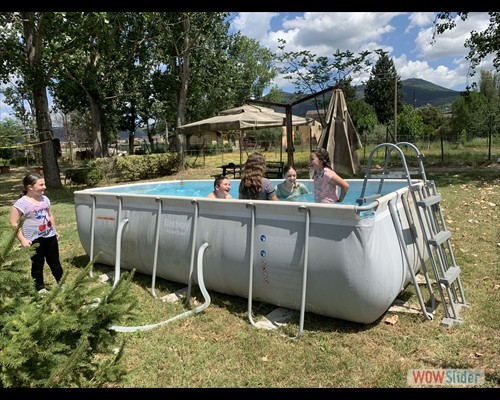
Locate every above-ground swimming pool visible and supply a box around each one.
[74,176,430,326]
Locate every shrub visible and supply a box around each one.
[0,216,139,388]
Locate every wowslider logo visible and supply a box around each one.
[407,369,485,386]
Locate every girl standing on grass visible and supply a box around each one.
[9,173,63,293]
[309,148,349,203]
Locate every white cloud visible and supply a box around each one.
[231,11,494,92]
[231,12,278,45]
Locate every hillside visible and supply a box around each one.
[355,78,459,109]
[280,78,460,117]
[399,78,459,108]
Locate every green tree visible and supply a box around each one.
[479,70,500,160]
[397,104,425,143]
[434,12,500,78]
[450,90,487,143]
[0,119,23,163]
[276,39,371,97]
[349,99,378,138]
[364,51,404,142]
[150,12,232,170]
[51,12,152,158]
[0,217,138,388]
[0,12,62,188]
[416,105,445,142]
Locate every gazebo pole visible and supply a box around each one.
[285,104,294,167]
[245,86,335,168]
[239,131,242,165]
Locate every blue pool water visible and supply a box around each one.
[91,180,409,205]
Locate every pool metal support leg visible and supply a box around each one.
[150,198,163,298]
[246,203,257,327]
[389,200,433,320]
[246,203,311,339]
[109,242,211,333]
[89,195,96,277]
[293,206,311,340]
[112,196,128,289]
[185,200,200,306]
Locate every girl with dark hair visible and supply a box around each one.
[238,152,279,201]
[309,148,349,203]
[276,165,309,200]
[9,173,63,293]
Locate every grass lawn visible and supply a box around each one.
[0,146,499,388]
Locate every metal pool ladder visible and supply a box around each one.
[357,142,469,327]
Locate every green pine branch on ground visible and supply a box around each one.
[0,216,139,388]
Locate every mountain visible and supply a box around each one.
[355,78,460,109]
[274,78,460,117]
[400,78,460,108]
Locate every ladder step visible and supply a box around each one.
[417,194,442,208]
[429,230,451,246]
[439,266,461,286]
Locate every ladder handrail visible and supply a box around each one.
[358,143,414,205]
[388,199,433,320]
[362,142,469,327]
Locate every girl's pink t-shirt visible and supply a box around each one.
[313,167,338,203]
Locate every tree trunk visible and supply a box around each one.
[22,12,62,188]
[89,98,104,158]
[174,17,192,171]
[33,87,61,188]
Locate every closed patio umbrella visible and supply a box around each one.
[317,88,362,176]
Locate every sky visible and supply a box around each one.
[0,11,494,122]
[229,11,494,93]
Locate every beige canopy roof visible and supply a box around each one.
[317,88,362,176]
[177,104,313,135]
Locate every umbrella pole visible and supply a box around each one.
[239,131,242,166]
[285,104,294,167]
[280,129,283,164]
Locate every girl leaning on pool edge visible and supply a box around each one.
[309,148,349,203]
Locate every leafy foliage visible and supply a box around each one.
[0,212,139,388]
[88,152,180,182]
[363,51,403,127]
[434,12,500,78]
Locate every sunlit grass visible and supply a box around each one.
[0,143,499,388]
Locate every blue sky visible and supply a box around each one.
[229,11,494,92]
[0,11,494,122]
